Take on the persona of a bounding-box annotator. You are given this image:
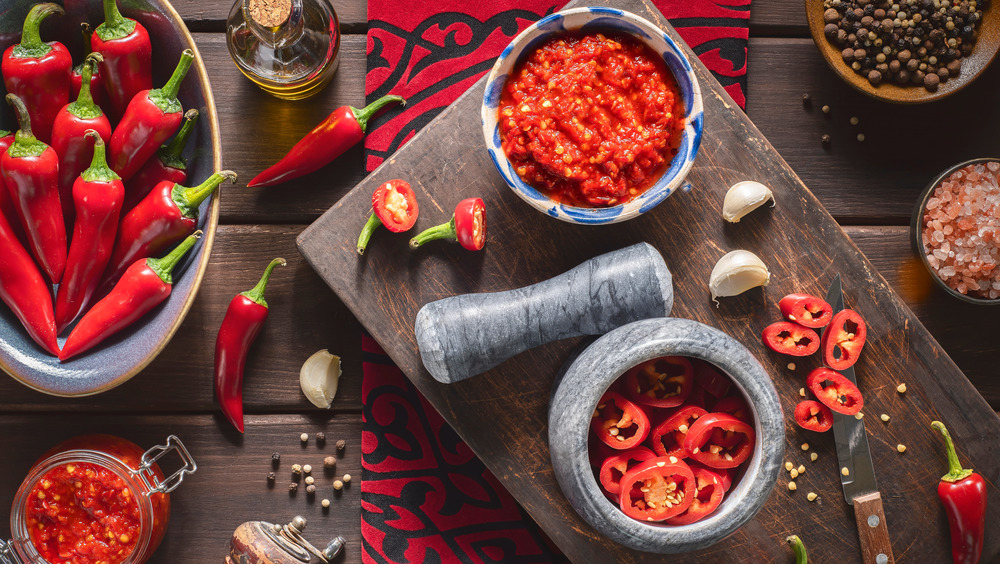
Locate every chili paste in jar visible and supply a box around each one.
[499,32,684,207]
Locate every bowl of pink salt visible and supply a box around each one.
[912,158,1000,304]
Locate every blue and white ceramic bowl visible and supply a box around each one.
[482,7,703,225]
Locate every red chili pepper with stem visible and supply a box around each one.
[821,309,867,370]
[779,293,833,329]
[590,391,650,450]
[665,465,726,525]
[598,447,656,498]
[762,321,820,356]
[1,3,71,144]
[70,23,104,109]
[215,258,286,433]
[92,0,152,120]
[109,49,194,181]
[124,109,198,212]
[619,456,695,521]
[794,400,834,432]
[356,179,419,255]
[2,94,67,284]
[55,132,124,332]
[409,197,487,251]
[624,356,694,409]
[683,412,755,469]
[0,210,59,356]
[650,405,707,458]
[806,367,864,415]
[931,421,987,564]
[60,231,202,361]
[248,95,405,187]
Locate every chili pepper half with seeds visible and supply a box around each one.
[92,0,152,119]
[409,197,487,251]
[356,179,419,255]
[931,421,986,564]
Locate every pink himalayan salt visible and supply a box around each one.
[922,162,1000,299]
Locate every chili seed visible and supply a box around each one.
[343,474,352,484]
[788,481,797,491]
[333,480,344,491]
[790,469,799,479]
[324,456,337,469]
[822,105,831,114]
[785,461,794,471]
[799,388,806,397]
[897,383,907,393]
[857,133,866,142]
[850,116,860,125]
[337,440,346,451]
[797,465,806,474]
[880,414,890,422]
[669,456,678,463]
[810,452,818,462]
[801,443,810,451]
[300,433,309,443]
[897,444,907,453]
[788,363,796,370]
[855,412,865,420]
[322,499,330,508]
[807,492,818,502]
[842,467,850,476]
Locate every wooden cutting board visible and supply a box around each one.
[297,0,1000,560]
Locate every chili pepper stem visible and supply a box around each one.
[99,0,136,40]
[161,110,199,167]
[5,95,46,158]
[173,170,237,217]
[159,50,194,102]
[785,535,807,564]
[409,217,456,249]
[352,95,405,132]
[241,258,286,307]
[81,23,93,55]
[68,53,104,119]
[931,421,974,482]
[15,3,63,57]
[356,213,384,255]
[81,131,119,183]
[147,230,202,284]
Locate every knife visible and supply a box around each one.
[821,274,894,564]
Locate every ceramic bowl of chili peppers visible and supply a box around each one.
[549,317,784,554]
[481,7,703,225]
[0,0,222,395]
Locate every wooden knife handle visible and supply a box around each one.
[853,491,894,564]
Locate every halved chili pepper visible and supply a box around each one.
[70,23,104,109]
[711,395,751,423]
[124,109,198,212]
[931,420,987,564]
[619,456,695,521]
[664,465,726,525]
[1,3,71,144]
[248,95,405,187]
[216,258,286,433]
[92,0,152,120]
[779,293,833,329]
[356,179,419,255]
[806,367,863,415]
[693,360,731,400]
[793,400,834,432]
[624,356,694,409]
[54,132,123,332]
[650,406,707,458]
[683,412,755,469]
[762,321,820,356]
[597,446,656,497]
[60,231,202,361]
[821,309,867,370]
[0,209,59,356]
[590,391,650,450]
[2,94,67,284]
[409,197,487,251]
[109,49,193,182]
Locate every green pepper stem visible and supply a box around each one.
[69,53,104,119]
[409,217,457,249]
[161,50,194,101]
[931,421,974,482]
[81,131,119,183]
[785,535,807,564]
[5,95,46,158]
[352,95,405,133]
[102,0,128,35]
[240,258,286,307]
[147,230,202,285]
[159,109,199,168]
[16,3,62,55]
[173,170,237,217]
[6,94,33,139]
[81,22,93,55]
[356,213,384,255]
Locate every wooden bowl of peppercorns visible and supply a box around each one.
[805,0,1000,103]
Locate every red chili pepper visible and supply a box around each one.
[248,95,405,187]
[619,456,695,521]
[409,197,487,251]
[931,421,987,564]
[70,23,105,109]
[1,94,67,284]
[0,209,59,356]
[683,412,755,469]
[693,360,731,400]
[821,309,867,370]
[60,231,202,361]
[356,179,419,255]
[597,446,656,497]
[0,130,23,240]
[711,395,751,423]
[103,170,237,289]
[108,49,193,182]
[806,367,864,415]
[1,3,71,144]
[779,292,832,329]
[215,258,286,433]
[92,0,152,120]
[624,356,694,409]
[761,321,820,356]
[793,400,834,432]
[124,109,198,213]
[590,391,651,450]
[664,465,726,525]
[52,53,112,228]
[650,406,707,458]
[54,132,123,331]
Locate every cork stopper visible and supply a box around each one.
[248,0,290,27]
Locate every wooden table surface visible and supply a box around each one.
[1,1,998,562]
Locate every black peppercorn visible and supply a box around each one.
[821,134,832,145]
[826,23,840,37]
[868,69,883,84]
[306,484,317,495]
[336,439,346,451]
[316,432,326,442]
[924,70,940,90]
[271,452,281,465]
[267,472,276,482]
[825,7,841,22]
[289,482,299,492]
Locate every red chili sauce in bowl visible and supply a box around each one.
[498,32,685,208]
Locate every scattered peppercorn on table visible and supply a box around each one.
[1,0,999,562]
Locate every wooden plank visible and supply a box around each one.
[170,0,366,32]
[749,0,809,36]
[296,0,1000,561]
[0,414,362,564]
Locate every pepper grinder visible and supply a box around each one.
[226,0,340,100]
[227,516,345,563]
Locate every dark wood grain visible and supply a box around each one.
[853,492,895,564]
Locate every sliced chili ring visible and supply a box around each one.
[794,400,834,432]
[690,462,733,492]
[821,309,867,370]
[693,360,731,399]
[806,367,864,415]
[711,395,751,424]
[683,412,755,469]
[590,391,650,450]
[779,293,833,329]
[624,356,694,409]
[650,406,707,458]
[761,322,820,356]
[619,457,695,522]
[372,179,419,232]
[598,446,656,497]
[664,466,726,525]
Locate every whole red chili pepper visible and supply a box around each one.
[2,94,67,284]
[54,132,124,332]
[356,179,419,255]
[0,130,23,239]
[215,258,286,433]
[409,197,487,251]
[102,170,237,289]
[109,49,194,181]
[0,210,59,356]
[123,109,198,212]
[70,23,105,109]
[248,94,405,187]
[1,3,71,144]
[931,421,987,564]
[92,0,152,120]
[60,231,202,361]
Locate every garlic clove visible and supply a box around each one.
[300,349,341,409]
[709,250,771,304]
[722,181,774,223]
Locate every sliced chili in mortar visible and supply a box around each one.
[822,309,867,370]
[624,356,694,409]
[711,395,751,424]
[794,400,834,432]
[650,406,706,458]
[598,446,656,497]
[762,321,820,356]
[683,413,755,469]
[619,457,695,522]
[806,367,864,415]
[665,466,726,525]
[590,391,650,450]
[693,360,731,400]
[779,293,833,329]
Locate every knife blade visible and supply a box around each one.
[821,274,894,564]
